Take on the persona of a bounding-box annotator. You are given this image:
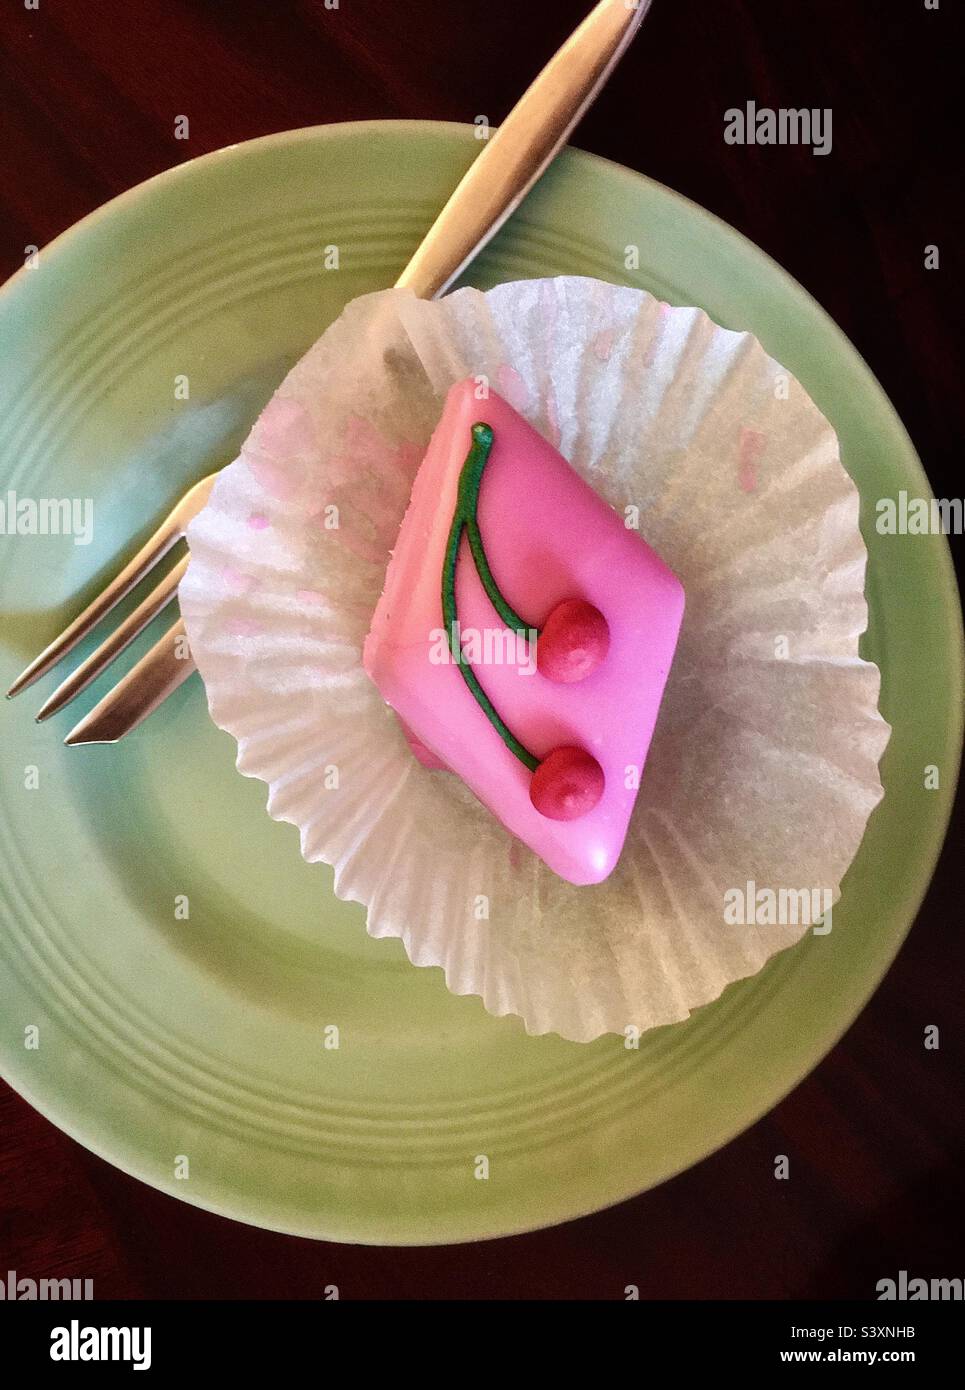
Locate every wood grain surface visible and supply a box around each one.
[0,0,962,1299]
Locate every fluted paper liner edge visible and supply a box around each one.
[180,278,891,1042]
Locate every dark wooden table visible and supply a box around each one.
[1,0,962,1300]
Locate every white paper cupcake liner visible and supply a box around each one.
[180,277,891,1042]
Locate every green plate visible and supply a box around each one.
[0,122,960,1244]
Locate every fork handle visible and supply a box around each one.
[395,0,649,300]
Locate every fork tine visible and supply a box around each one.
[6,472,216,698]
[35,553,189,722]
[6,516,182,697]
[63,619,195,746]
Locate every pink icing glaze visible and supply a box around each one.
[243,396,317,501]
[544,384,562,449]
[363,380,685,886]
[397,718,449,771]
[738,425,766,493]
[496,364,529,412]
[220,566,257,595]
[591,328,615,362]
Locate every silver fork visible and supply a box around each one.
[7,476,213,714]
[6,0,651,744]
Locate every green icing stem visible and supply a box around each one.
[466,517,531,636]
[442,422,539,772]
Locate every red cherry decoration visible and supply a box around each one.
[537,599,610,684]
[530,746,605,821]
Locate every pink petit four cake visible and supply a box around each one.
[363,379,684,886]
